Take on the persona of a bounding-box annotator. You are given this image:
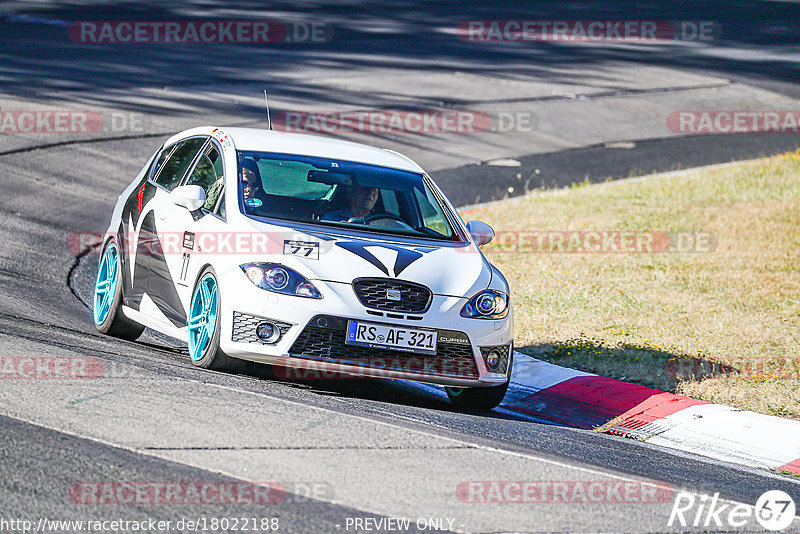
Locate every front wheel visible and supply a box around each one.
[187,267,234,370]
[445,381,509,411]
[94,239,144,341]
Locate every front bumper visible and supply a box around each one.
[217,269,514,387]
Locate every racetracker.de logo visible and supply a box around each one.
[0,111,103,134]
[0,357,103,379]
[68,231,291,256]
[274,110,497,134]
[477,230,717,254]
[271,356,479,381]
[667,111,800,134]
[456,480,674,503]
[666,355,800,381]
[457,20,717,42]
[70,482,287,505]
[68,21,332,44]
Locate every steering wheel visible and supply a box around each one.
[364,213,415,230]
[364,213,405,224]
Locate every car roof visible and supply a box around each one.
[165,126,425,173]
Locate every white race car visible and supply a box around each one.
[94,126,513,410]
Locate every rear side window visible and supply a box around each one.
[153,137,206,191]
[148,145,171,181]
[215,192,226,218]
[185,146,225,213]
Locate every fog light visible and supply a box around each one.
[486,349,502,371]
[256,322,280,343]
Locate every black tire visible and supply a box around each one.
[94,238,144,341]
[187,266,236,371]
[446,347,513,411]
[445,380,510,411]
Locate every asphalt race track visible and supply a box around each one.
[1,1,799,532]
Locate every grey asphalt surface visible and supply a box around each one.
[438,131,800,206]
[0,413,412,533]
[1,1,800,532]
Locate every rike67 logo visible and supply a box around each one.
[669,490,796,531]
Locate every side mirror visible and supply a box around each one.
[466,220,494,246]
[171,185,206,212]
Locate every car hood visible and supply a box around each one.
[243,218,491,297]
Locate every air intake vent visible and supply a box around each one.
[352,278,432,313]
[289,315,478,378]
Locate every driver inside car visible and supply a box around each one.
[321,184,380,222]
[241,159,270,213]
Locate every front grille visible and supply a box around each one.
[289,315,478,378]
[352,278,432,313]
[232,311,292,344]
[480,344,511,375]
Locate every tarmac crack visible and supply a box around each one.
[0,132,170,159]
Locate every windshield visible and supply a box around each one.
[238,151,463,242]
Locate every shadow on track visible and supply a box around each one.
[3,0,799,113]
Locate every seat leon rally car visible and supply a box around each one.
[94,126,513,410]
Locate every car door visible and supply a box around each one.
[118,143,170,311]
[153,140,228,328]
[137,135,208,327]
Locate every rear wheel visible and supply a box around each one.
[94,239,144,341]
[445,380,509,411]
[187,267,234,370]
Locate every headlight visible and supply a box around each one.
[460,289,509,319]
[240,262,322,299]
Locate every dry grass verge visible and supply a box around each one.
[462,149,800,418]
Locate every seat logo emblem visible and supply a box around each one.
[386,288,402,301]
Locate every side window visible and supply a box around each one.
[148,145,172,181]
[215,192,226,218]
[153,137,206,191]
[186,146,225,213]
[413,186,453,238]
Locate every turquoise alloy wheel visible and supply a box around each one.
[188,273,219,361]
[94,242,119,325]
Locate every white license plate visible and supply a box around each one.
[345,321,437,355]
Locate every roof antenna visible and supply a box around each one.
[264,90,272,130]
